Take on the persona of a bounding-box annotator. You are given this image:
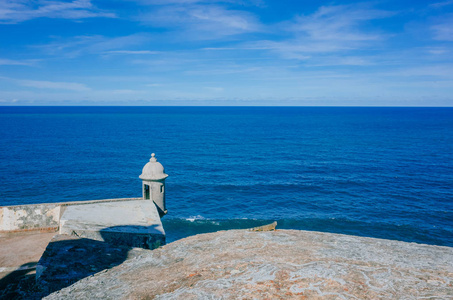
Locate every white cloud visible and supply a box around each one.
[289,5,392,42]
[35,34,151,57]
[239,4,394,62]
[134,0,214,4]
[0,58,39,66]
[138,4,262,39]
[19,79,91,91]
[431,15,453,41]
[103,50,160,55]
[0,98,19,103]
[308,56,374,67]
[0,0,116,24]
[384,65,453,79]
[429,0,453,8]
[185,65,261,75]
[244,40,345,56]
[426,47,450,55]
[133,0,263,6]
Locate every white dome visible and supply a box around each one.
[139,153,168,181]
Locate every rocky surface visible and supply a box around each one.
[45,229,453,299]
[36,234,148,298]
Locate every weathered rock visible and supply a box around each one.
[45,230,453,299]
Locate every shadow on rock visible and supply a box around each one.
[36,236,130,297]
[0,262,38,300]
[36,225,165,298]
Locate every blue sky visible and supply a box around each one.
[0,0,452,106]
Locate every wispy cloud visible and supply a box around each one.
[240,4,394,62]
[19,79,91,91]
[133,0,263,6]
[429,0,453,8]
[0,58,39,66]
[185,65,261,75]
[35,34,151,58]
[431,15,453,41]
[138,4,262,39]
[426,47,450,55]
[307,56,374,66]
[384,65,453,79]
[243,40,346,58]
[0,0,116,24]
[289,5,392,41]
[2,1,452,105]
[103,50,160,55]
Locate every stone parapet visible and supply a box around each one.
[59,199,165,249]
[0,198,142,233]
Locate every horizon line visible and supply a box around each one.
[1,105,453,108]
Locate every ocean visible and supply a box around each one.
[0,106,452,245]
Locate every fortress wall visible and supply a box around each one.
[0,203,60,232]
[0,198,141,233]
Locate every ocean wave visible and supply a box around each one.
[185,215,206,222]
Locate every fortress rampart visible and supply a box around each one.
[0,198,141,233]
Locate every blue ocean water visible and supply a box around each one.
[0,106,452,245]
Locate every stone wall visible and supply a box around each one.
[0,198,141,233]
[0,204,60,232]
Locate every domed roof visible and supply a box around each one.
[139,153,168,181]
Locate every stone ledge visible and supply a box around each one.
[59,199,165,249]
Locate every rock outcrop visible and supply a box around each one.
[45,229,453,299]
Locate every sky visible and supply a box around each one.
[0,0,452,106]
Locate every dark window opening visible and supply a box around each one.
[144,185,150,199]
